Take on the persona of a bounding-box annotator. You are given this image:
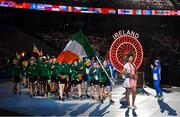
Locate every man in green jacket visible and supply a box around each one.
[50,57,58,96]
[27,57,39,97]
[39,56,51,97]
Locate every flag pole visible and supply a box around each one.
[95,55,115,85]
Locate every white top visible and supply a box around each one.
[123,62,136,78]
[124,63,131,75]
[86,68,90,74]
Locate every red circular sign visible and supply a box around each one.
[109,35,143,72]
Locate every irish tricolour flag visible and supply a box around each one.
[57,31,94,64]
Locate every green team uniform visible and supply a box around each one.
[11,64,21,83]
[26,63,38,83]
[89,67,100,85]
[68,63,74,83]
[78,61,85,78]
[98,66,111,87]
[35,60,42,78]
[39,62,51,81]
[71,64,82,86]
[77,60,85,74]
[21,66,27,77]
[56,63,68,84]
[78,60,87,81]
[50,62,59,83]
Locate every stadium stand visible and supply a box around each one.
[10,0,178,9]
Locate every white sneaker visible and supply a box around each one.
[132,105,137,110]
[44,94,47,97]
[127,105,132,109]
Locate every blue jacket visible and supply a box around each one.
[152,65,161,81]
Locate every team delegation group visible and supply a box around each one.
[10,53,163,110]
[11,55,116,104]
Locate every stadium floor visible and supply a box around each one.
[0,81,180,116]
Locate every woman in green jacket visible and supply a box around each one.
[57,62,68,101]
[99,60,115,104]
[89,62,102,103]
[71,60,83,100]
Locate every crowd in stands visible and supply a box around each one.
[40,29,112,58]
[142,0,174,9]
[38,27,180,60]
[0,24,179,67]
[151,31,179,53]
[13,0,177,9]
[115,0,175,9]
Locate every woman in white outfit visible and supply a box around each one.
[122,54,137,109]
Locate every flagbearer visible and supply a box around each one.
[89,62,102,103]
[27,57,39,97]
[39,56,51,97]
[99,60,115,104]
[56,31,95,97]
